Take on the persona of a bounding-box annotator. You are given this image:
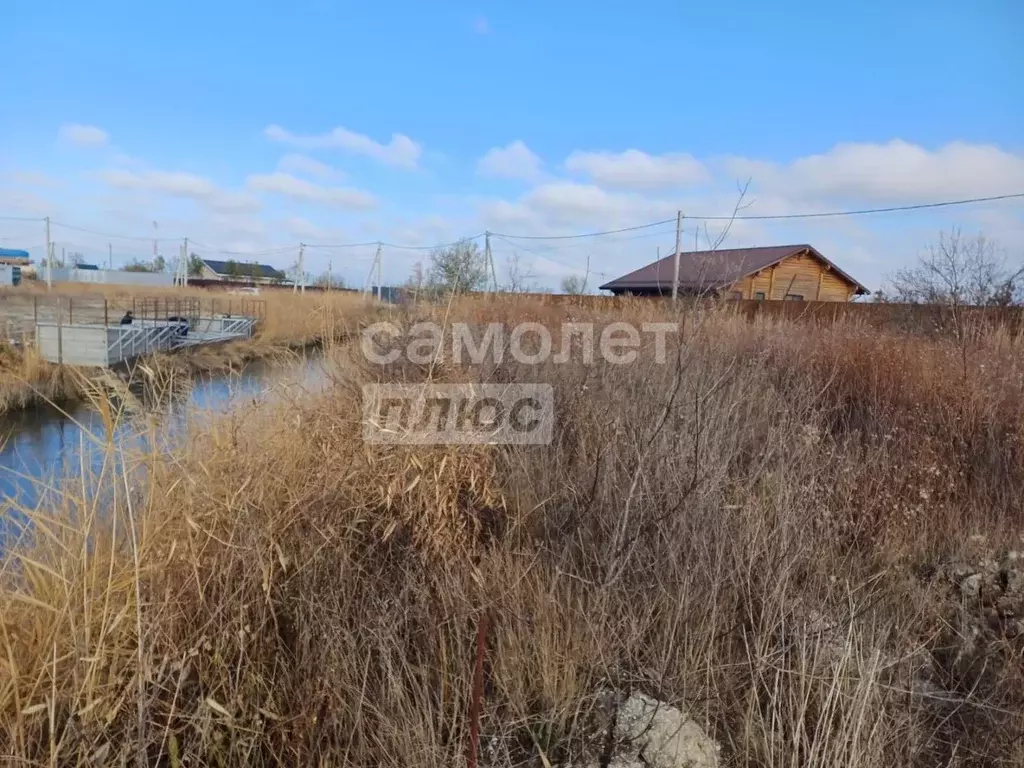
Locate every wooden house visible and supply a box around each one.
[598,244,869,301]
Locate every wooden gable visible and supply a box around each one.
[725,248,859,302]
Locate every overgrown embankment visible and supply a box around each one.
[1,298,1022,767]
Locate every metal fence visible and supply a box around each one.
[46,267,175,288]
[1,294,266,344]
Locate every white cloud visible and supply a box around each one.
[473,16,491,35]
[97,169,261,214]
[209,192,265,214]
[7,170,61,188]
[564,149,708,190]
[205,212,268,238]
[280,216,337,241]
[263,124,422,169]
[101,169,216,197]
[479,181,680,242]
[726,140,1024,204]
[478,140,544,181]
[58,124,110,148]
[276,153,341,180]
[246,172,377,209]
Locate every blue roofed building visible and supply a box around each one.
[0,248,32,266]
[200,258,287,284]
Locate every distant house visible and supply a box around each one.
[0,248,32,267]
[599,244,869,301]
[200,259,287,284]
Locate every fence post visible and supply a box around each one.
[68,297,73,325]
[104,299,109,327]
[57,298,64,366]
[33,295,38,325]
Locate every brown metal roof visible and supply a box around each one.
[598,244,870,295]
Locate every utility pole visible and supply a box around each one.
[182,237,189,286]
[376,242,382,301]
[671,211,683,301]
[45,216,52,289]
[299,243,305,294]
[108,242,113,270]
[485,231,497,294]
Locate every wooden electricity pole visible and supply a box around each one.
[485,231,497,294]
[45,216,52,289]
[376,243,382,300]
[294,243,306,293]
[671,211,683,301]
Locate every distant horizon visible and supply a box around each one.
[2,1,1021,292]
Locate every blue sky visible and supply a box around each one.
[1,0,1022,290]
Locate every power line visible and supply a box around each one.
[702,192,1024,221]
[492,218,676,241]
[5,190,1022,257]
[49,220,179,242]
[304,241,383,250]
[493,224,686,255]
[186,240,299,257]
[492,235,612,277]
[305,234,485,251]
[492,192,1024,241]
[382,234,485,250]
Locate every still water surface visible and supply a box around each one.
[0,355,329,513]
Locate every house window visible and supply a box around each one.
[754,291,765,300]
[784,294,804,301]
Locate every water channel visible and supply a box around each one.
[0,354,330,518]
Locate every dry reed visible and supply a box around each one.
[1,296,1022,766]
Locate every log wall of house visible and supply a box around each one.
[727,251,856,302]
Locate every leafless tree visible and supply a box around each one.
[887,229,1023,307]
[403,261,426,302]
[560,275,587,295]
[427,240,488,294]
[502,252,537,293]
[887,229,1023,379]
[698,178,753,253]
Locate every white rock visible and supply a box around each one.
[607,691,719,768]
[961,573,983,600]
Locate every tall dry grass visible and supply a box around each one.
[0,341,82,415]
[1,297,1022,766]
